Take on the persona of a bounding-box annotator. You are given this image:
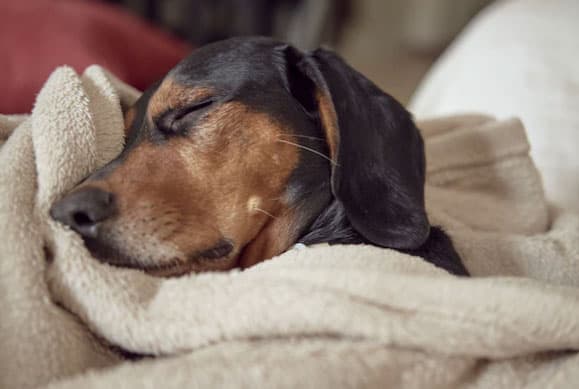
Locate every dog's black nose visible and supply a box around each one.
[50,187,116,238]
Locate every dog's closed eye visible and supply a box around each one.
[158,99,215,136]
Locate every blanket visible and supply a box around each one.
[1,66,579,389]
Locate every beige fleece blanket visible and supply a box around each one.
[1,66,579,389]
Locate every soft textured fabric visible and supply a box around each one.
[1,66,579,389]
[410,0,579,212]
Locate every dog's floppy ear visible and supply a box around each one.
[287,47,430,249]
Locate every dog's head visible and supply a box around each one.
[50,37,429,277]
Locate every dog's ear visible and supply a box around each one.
[283,46,430,249]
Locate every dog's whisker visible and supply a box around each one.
[279,133,326,141]
[276,139,338,166]
[253,207,277,219]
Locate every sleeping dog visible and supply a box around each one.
[50,37,468,277]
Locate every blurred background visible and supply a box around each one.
[110,0,492,102]
[0,0,492,114]
[4,0,579,213]
[2,0,577,210]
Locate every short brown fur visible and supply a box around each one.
[82,83,300,276]
[123,106,136,134]
[316,90,340,165]
[148,79,213,121]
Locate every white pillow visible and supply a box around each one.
[410,0,579,211]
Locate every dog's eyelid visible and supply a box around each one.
[173,99,215,121]
[156,99,214,135]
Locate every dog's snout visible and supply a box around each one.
[50,187,116,238]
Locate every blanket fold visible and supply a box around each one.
[1,66,578,389]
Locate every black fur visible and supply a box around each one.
[85,37,470,276]
[298,199,467,275]
[277,41,468,276]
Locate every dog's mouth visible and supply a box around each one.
[83,237,236,277]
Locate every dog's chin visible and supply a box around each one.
[82,237,238,277]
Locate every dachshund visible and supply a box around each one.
[50,37,468,277]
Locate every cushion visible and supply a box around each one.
[410,0,579,211]
[0,0,191,114]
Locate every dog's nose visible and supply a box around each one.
[50,187,116,238]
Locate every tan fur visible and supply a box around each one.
[148,78,213,120]
[238,206,297,268]
[84,91,300,276]
[316,90,340,164]
[123,106,136,134]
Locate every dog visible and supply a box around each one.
[50,37,468,277]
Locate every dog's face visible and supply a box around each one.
[51,37,432,277]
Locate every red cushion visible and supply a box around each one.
[0,0,191,113]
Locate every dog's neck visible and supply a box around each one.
[296,197,468,276]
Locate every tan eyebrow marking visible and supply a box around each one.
[148,78,214,121]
